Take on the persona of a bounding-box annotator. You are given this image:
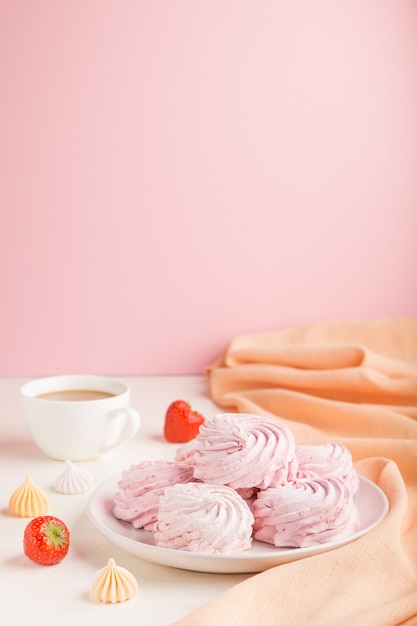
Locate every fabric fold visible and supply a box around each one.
[174,317,417,626]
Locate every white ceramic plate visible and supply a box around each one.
[87,474,389,574]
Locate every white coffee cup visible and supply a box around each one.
[21,375,141,461]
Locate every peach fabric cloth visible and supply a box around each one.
[174,317,417,626]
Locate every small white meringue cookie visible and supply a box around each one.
[54,460,94,494]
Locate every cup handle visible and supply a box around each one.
[100,407,141,454]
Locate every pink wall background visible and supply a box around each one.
[1,0,416,376]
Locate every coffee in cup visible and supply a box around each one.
[21,375,141,461]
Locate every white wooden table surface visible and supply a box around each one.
[0,376,249,625]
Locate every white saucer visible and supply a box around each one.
[87,474,389,574]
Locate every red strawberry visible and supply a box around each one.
[23,515,70,565]
[164,400,205,443]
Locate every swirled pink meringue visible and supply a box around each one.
[192,413,298,490]
[175,438,198,465]
[153,482,254,553]
[113,460,195,530]
[175,437,257,499]
[253,477,360,548]
[296,443,359,494]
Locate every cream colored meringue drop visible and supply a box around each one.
[91,558,138,603]
[8,473,49,517]
[54,460,94,494]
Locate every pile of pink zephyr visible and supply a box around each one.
[113,413,360,554]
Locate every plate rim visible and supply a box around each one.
[87,473,389,573]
